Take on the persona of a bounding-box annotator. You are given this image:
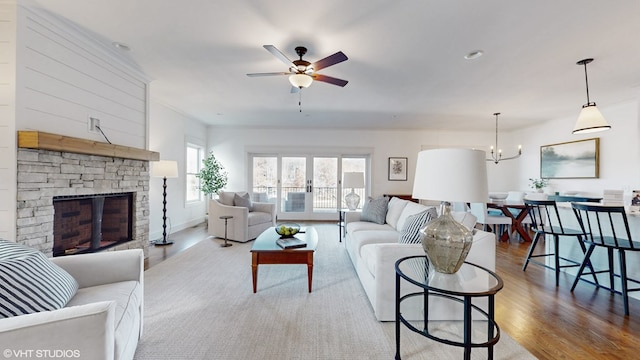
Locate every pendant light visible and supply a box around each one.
[573,58,611,134]
[486,112,522,164]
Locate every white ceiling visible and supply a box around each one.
[28,0,640,131]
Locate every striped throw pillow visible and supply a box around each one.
[0,240,79,318]
[399,207,438,244]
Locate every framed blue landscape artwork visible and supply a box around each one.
[540,138,599,179]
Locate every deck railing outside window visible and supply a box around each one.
[252,186,364,210]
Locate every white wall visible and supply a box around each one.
[512,99,640,199]
[206,126,514,197]
[206,100,639,203]
[148,100,208,240]
[15,5,149,147]
[0,1,17,240]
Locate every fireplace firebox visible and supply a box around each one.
[53,193,133,257]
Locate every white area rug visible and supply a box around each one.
[134,224,536,359]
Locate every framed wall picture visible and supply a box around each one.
[540,138,599,179]
[388,157,408,181]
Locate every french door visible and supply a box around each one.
[251,154,367,221]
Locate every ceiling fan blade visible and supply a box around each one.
[263,45,294,66]
[312,51,348,71]
[312,74,348,87]
[246,72,289,77]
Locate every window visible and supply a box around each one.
[186,143,204,202]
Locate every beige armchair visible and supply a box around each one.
[208,191,276,242]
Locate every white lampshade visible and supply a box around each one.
[289,73,313,88]
[412,148,488,203]
[151,160,178,178]
[573,104,611,134]
[343,172,364,189]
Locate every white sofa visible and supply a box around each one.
[0,248,144,360]
[345,197,496,321]
[208,191,276,242]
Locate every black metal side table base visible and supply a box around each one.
[152,240,174,246]
[219,215,233,248]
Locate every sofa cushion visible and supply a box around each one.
[396,202,432,231]
[399,207,438,244]
[350,229,400,258]
[247,211,271,226]
[385,197,408,229]
[346,221,394,234]
[361,196,390,224]
[0,240,79,318]
[233,192,253,211]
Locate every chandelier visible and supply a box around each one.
[486,112,522,164]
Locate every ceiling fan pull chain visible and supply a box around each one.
[299,90,303,112]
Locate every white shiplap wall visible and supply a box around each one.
[16,4,149,148]
[0,3,152,240]
[0,2,17,240]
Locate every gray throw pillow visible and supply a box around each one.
[233,192,253,211]
[0,239,79,318]
[361,196,390,224]
[218,191,235,206]
[399,207,438,244]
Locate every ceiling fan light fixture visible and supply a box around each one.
[289,73,313,88]
[573,103,611,134]
[573,58,611,134]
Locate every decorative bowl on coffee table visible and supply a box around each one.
[275,223,300,238]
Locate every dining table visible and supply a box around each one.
[487,202,532,242]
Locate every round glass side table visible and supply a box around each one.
[395,256,503,360]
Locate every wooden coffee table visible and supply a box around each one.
[250,226,318,293]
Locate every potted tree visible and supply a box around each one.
[196,152,228,198]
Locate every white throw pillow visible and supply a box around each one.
[385,197,408,229]
[452,211,478,230]
[397,202,432,231]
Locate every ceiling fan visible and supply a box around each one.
[247,45,348,92]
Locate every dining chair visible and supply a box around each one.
[523,199,591,286]
[469,202,512,241]
[571,203,640,316]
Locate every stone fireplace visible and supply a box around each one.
[52,192,134,256]
[16,132,158,258]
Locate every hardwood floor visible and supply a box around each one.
[147,222,639,359]
[144,224,209,269]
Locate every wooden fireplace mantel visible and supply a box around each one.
[17,131,160,161]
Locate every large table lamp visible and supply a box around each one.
[343,172,365,210]
[412,149,488,273]
[151,160,179,246]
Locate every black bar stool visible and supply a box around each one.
[523,199,591,286]
[571,203,640,316]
